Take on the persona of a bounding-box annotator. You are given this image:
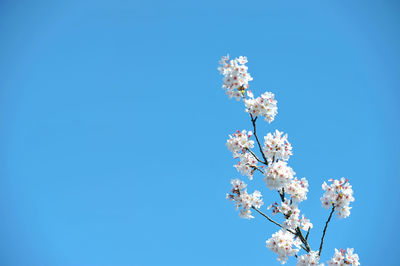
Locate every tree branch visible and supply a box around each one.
[296,227,311,252]
[245,148,265,165]
[249,114,268,165]
[251,207,295,235]
[305,227,310,240]
[248,164,264,174]
[318,206,335,256]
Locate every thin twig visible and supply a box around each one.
[249,114,268,165]
[252,207,295,235]
[296,227,311,252]
[246,148,265,165]
[249,164,264,174]
[318,206,335,256]
[305,227,311,240]
[279,188,285,202]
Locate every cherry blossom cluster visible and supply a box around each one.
[264,161,295,190]
[296,251,323,266]
[327,248,360,266]
[234,152,258,180]
[220,55,359,265]
[286,178,309,203]
[263,130,293,162]
[226,179,263,219]
[321,178,355,219]
[218,55,253,100]
[226,130,254,157]
[266,230,302,264]
[244,91,278,123]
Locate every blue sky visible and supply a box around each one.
[0,0,399,265]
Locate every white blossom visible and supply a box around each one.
[226,179,263,219]
[234,152,258,180]
[283,206,300,231]
[297,251,323,266]
[300,215,313,231]
[218,55,253,100]
[226,130,254,157]
[264,161,295,190]
[286,177,309,203]
[320,178,355,219]
[327,248,360,266]
[266,230,301,264]
[263,130,293,162]
[244,91,278,122]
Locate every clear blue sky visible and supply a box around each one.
[0,1,399,265]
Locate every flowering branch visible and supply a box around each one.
[318,206,335,256]
[249,114,268,165]
[219,54,359,265]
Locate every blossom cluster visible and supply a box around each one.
[218,55,253,100]
[296,251,323,266]
[264,161,295,190]
[226,130,254,157]
[286,178,309,203]
[244,91,278,123]
[226,179,263,219]
[263,130,293,163]
[321,178,355,218]
[327,248,360,266]
[266,230,302,264]
[234,152,258,180]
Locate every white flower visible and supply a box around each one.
[297,251,323,266]
[244,91,278,122]
[327,248,360,266]
[263,130,293,162]
[226,130,254,157]
[264,161,295,190]
[266,230,301,264]
[234,152,258,180]
[226,179,263,219]
[320,178,355,218]
[283,206,300,231]
[218,55,253,100]
[300,215,313,231]
[286,177,309,203]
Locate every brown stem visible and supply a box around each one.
[305,227,311,240]
[245,148,264,165]
[249,114,268,165]
[248,164,264,174]
[318,206,335,256]
[251,207,295,235]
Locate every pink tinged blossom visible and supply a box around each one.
[296,251,323,266]
[263,130,293,163]
[226,179,263,219]
[234,152,258,180]
[218,55,253,100]
[244,91,278,123]
[266,230,302,264]
[226,130,254,157]
[320,178,355,218]
[327,248,360,266]
[264,161,295,190]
